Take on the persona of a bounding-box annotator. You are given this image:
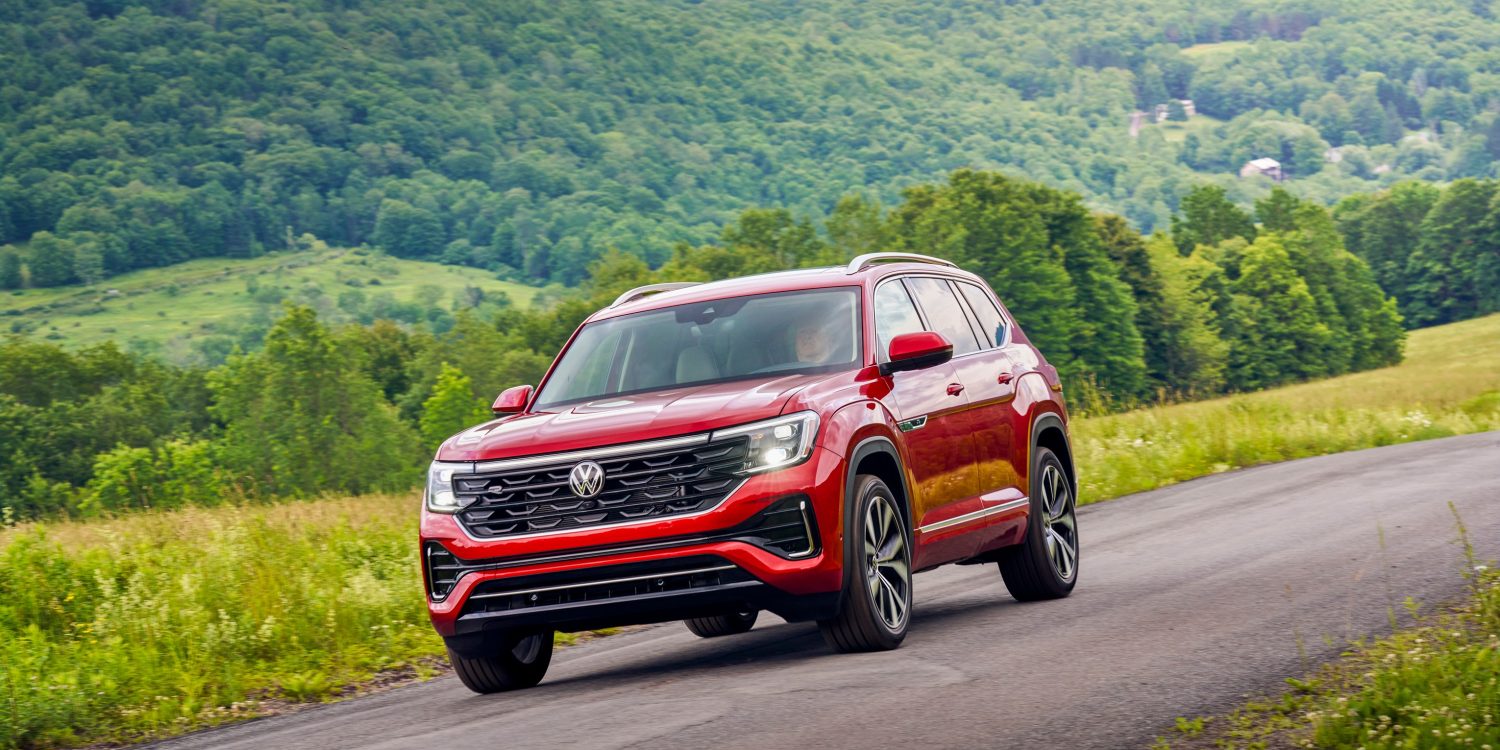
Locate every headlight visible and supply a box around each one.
[711,411,820,474]
[424,461,475,514]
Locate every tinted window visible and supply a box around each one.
[873,280,925,358]
[534,288,861,410]
[958,281,1008,348]
[906,277,982,355]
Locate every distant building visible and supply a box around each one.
[1152,99,1197,122]
[1240,157,1284,181]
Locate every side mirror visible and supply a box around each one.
[881,331,954,376]
[492,384,533,414]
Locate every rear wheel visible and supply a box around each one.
[448,630,554,694]
[685,610,758,638]
[818,474,911,652]
[998,447,1078,601]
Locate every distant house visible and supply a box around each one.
[1152,99,1197,122]
[1239,157,1284,181]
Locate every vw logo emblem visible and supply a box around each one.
[569,461,605,498]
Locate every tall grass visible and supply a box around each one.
[0,496,437,748]
[1074,313,1500,503]
[3,314,1499,749]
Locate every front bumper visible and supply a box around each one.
[421,445,848,642]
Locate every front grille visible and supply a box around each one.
[452,436,750,538]
[460,555,754,617]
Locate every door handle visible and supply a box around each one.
[946,383,965,396]
[997,371,1013,385]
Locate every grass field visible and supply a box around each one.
[1074,312,1500,504]
[1,248,541,350]
[1181,40,1254,59]
[1148,113,1224,144]
[2,314,1499,749]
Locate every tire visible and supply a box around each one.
[684,609,758,638]
[447,630,554,694]
[998,446,1079,601]
[818,474,911,652]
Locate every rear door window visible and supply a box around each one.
[957,281,1009,348]
[905,277,982,356]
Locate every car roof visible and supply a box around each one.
[588,261,984,322]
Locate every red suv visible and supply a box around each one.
[421,253,1079,693]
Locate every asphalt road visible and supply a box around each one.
[148,432,1500,750]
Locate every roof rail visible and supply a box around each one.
[845,252,958,275]
[609,282,702,308]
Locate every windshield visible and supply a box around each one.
[533,287,862,410]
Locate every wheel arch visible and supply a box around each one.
[1030,412,1076,498]
[845,435,913,530]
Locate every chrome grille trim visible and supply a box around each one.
[453,435,750,538]
[472,433,710,473]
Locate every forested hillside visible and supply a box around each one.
[6,0,1500,288]
[2,167,1407,520]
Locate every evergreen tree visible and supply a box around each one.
[419,363,491,449]
[1171,185,1257,255]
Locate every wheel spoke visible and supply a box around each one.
[877,572,905,626]
[1046,527,1076,580]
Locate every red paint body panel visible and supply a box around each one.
[422,261,1073,640]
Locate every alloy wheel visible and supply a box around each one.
[1039,463,1078,583]
[863,492,910,630]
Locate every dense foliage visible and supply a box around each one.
[0,169,1407,519]
[7,0,1500,289]
[1335,178,1500,328]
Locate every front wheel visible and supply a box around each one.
[818,474,911,652]
[998,447,1078,601]
[448,630,554,694]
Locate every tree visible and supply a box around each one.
[1405,179,1496,326]
[25,232,78,287]
[419,363,491,449]
[1171,185,1257,255]
[826,193,891,259]
[1225,235,1333,390]
[373,199,445,258]
[1333,181,1440,313]
[1145,234,1228,395]
[1255,187,1303,233]
[209,305,424,497]
[0,249,21,289]
[888,170,1146,403]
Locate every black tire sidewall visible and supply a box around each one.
[1027,448,1078,593]
[844,475,910,641]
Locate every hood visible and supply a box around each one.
[435,374,821,462]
